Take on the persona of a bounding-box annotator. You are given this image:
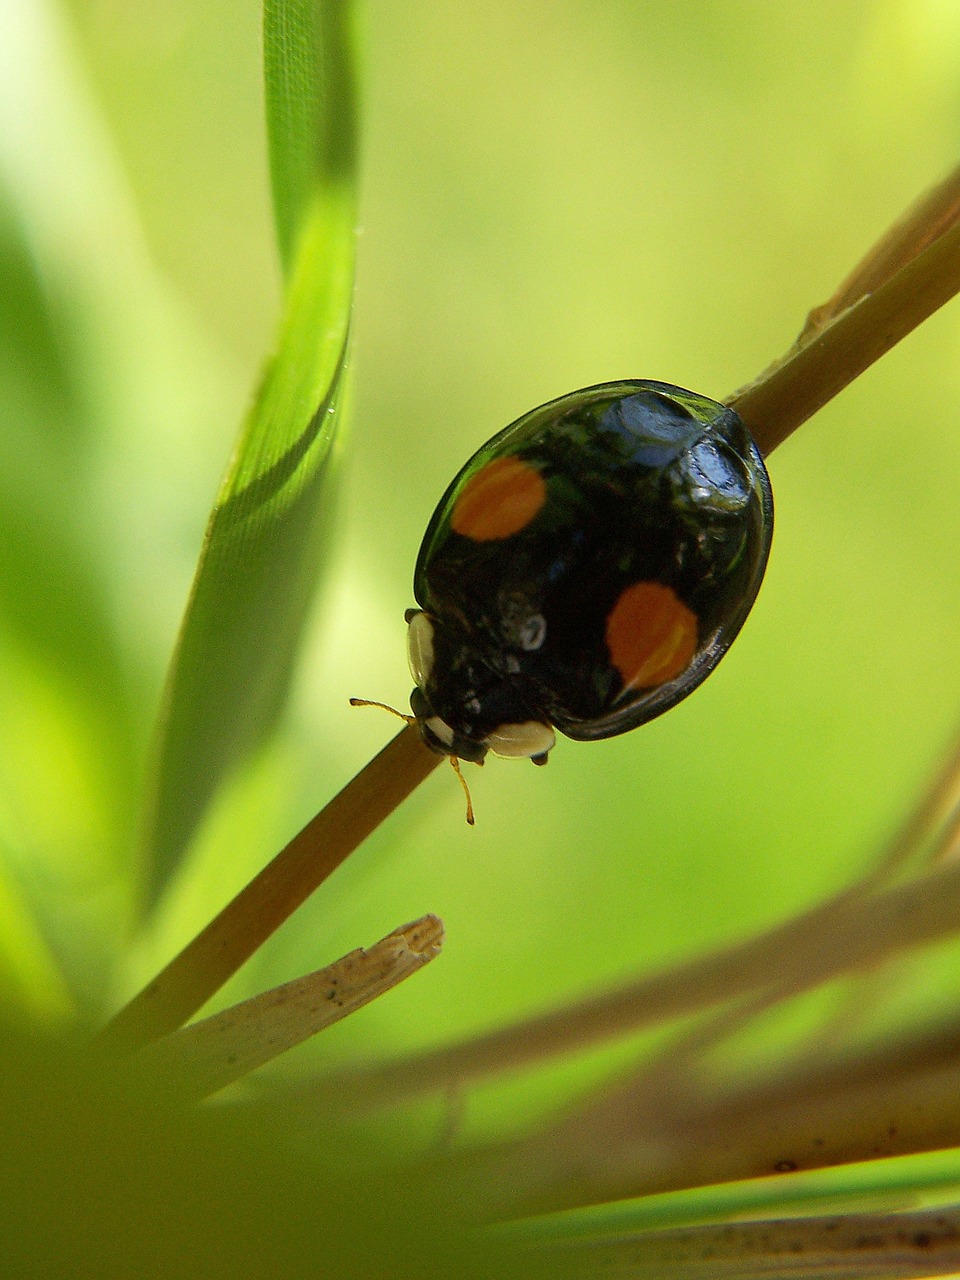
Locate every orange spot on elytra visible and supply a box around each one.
[450,456,546,541]
[605,581,698,689]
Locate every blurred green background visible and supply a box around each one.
[3,0,960,1134]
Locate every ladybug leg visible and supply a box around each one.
[448,755,476,825]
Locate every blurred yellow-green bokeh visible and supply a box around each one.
[3,0,960,1134]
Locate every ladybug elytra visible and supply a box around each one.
[404,380,773,769]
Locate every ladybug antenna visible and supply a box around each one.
[448,754,476,826]
[349,697,476,826]
[349,697,415,724]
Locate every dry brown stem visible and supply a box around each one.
[136,916,443,1101]
[500,1014,960,1212]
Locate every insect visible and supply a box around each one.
[355,380,772,817]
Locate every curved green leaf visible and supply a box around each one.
[265,0,357,275]
[141,0,357,907]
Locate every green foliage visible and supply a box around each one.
[0,1016,542,1279]
[3,0,960,1272]
[141,0,357,906]
[264,0,356,271]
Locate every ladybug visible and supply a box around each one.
[400,380,773,774]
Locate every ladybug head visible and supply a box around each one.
[405,610,555,765]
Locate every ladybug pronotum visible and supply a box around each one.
[404,380,773,769]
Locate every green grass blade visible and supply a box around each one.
[503,1151,960,1243]
[265,0,356,274]
[141,0,357,908]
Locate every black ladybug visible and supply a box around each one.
[406,380,773,767]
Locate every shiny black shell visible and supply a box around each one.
[412,380,772,753]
